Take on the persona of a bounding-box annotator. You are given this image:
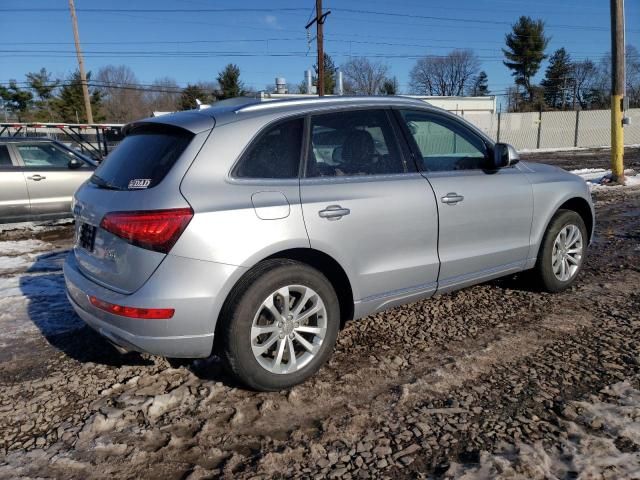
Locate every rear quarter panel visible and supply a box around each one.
[175,120,312,268]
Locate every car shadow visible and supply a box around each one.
[19,251,152,367]
[487,272,544,293]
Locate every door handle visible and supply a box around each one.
[27,174,46,181]
[441,192,464,205]
[319,205,350,220]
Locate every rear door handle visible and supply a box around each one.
[319,205,350,220]
[441,192,464,205]
[27,174,46,181]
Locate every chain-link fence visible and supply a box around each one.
[461,108,640,150]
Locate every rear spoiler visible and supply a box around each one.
[123,111,215,136]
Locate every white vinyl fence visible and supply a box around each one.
[459,108,640,150]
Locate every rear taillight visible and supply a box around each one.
[89,295,174,319]
[100,208,193,253]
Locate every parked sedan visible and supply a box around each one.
[64,97,594,391]
[0,138,96,223]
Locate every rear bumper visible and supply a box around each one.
[63,251,246,358]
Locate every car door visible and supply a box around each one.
[300,108,440,315]
[0,144,31,222]
[395,109,533,292]
[14,142,93,218]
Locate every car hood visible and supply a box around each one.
[518,161,565,174]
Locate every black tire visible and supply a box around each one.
[533,209,588,293]
[219,259,340,391]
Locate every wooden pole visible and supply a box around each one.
[610,0,625,183]
[316,0,324,96]
[68,0,93,124]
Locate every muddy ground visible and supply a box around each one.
[0,149,639,479]
[521,145,640,172]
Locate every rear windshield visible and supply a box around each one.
[91,126,193,190]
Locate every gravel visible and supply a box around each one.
[0,150,639,479]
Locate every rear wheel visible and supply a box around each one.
[533,210,587,292]
[220,260,340,391]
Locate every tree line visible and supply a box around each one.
[0,63,250,123]
[1,15,639,122]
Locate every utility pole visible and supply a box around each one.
[305,1,330,96]
[68,0,93,124]
[610,0,625,183]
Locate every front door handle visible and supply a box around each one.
[27,174,46,181]
[319,205,350,220]
[441,192,464,205]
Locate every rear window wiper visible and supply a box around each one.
[90,174,121,190]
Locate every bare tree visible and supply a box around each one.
[144,77,181,113]
[95,65,147,122]
[340,57,389,95]
[410,50,480,96]
[571,60,599,109]
[626,45,640,108]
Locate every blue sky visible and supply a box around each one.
[1,0,638,109]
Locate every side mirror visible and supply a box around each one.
[68,157,82,169]
[492,143,519,169]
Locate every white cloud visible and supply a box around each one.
[263,14,281,29]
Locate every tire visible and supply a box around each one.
[219,259,340,391]
[533,209,588,292]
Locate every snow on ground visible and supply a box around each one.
[519,144,640,154]
[570,168,640,189]
[0,218,74,233]
[0,237,82,346]
[444,380,640,480]
[0,239,52,255]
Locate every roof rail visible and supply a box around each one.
[234,95,425,113]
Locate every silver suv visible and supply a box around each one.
[0,138,95,223]
[64,97,594,391]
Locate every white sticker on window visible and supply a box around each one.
[128,178,151,189]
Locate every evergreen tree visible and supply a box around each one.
[541,48,573,109]
[503,16,549,104]
[313,53,337,94]
[379,77,399,95]
[26,68,59,121]
[52,71,102,122]
[469,71,490,96]
[0,80,33,120]
[180,84,214,110]
[216,64,244,99]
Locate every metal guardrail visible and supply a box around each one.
[0,122,124,161]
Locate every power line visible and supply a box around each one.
[0,7,310,13]
[3,5,636,33]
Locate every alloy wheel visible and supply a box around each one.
[251,285,328,374]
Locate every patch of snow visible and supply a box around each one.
[570,168,608,175]
[443,380,640,480]
[625,175,640,187]
[0,272,83,344]
[0,218,74,232]
[519,144,640,154]
[0,239,52,255]
[0,245,81,343]
[0,256,31,272]
[571,167,640,189]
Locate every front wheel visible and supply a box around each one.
[219,260,340,391]
[533,209,588,292]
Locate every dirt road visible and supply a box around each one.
[0,159,639,479]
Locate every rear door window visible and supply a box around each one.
[92,126,193,190]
